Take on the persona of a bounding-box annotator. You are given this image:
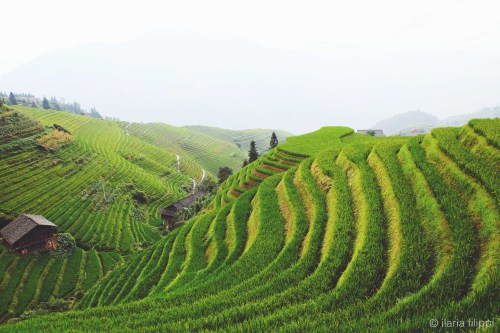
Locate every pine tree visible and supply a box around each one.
[89,107,103,119]
[8,92,17,105]
[52,102,61,111]
[270,131,279,149]
[42,98,50,109]
[31,102,37,108]
[248,140,259,163]
[242,160,248,167]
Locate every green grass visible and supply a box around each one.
[127,122,248,175]
[1,106,197,252]
[278,126,353,156]
[0,105,253,254]
[0,116,498,332]
[0,245,121,321]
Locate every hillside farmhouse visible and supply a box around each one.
[357,129,385,137]
[0,214,57,254]
[159,191,205,230]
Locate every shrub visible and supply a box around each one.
[132,191,148,204]
[50,233,76,256]
[36,130,74,150]
[52,124,71,134]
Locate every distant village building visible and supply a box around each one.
[0,214,57,254]
[398,129,426,136]
[159,191,205,231]
[357,129,385,137]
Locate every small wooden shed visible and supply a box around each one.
[0,214,57,254]
[159,191,205,231]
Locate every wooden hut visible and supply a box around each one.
[159,191,205,231]
[0,214,57,254]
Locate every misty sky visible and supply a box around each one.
[1,0,499,133]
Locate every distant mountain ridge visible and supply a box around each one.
[184,125,293,154]
[372,107,500,135]
[2,30,500,132]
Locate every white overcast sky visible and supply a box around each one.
[1,0,499,74]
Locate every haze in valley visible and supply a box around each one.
[0,0,499,134]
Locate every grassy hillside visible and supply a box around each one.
[184,125,294,154]
[0,106,198,253]
[0,245,122,322]
[2,118,497,332]
[128,123,247,175]
[0,104,251,321]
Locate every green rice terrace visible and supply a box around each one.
[0,104,498,332]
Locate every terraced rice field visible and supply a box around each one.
[127,122,247,175]
[0,105,249,324]
[0,245,122,322]
[1,106,201,252]
[1,119,497,332]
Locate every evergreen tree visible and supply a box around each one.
[248,140,259,163]
[52,102,61,111]
[8,92,17,105]
[270,131,279,149]
[31,102,37,108]
[89,107,103,119]
[49,97,61,110]
[0,99,3,107]
[217,167,233,184]
[242,160,248,167]
[42,97,50,109]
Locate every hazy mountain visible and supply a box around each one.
[1,31,500,133]
[372,107,500,135]
[440,106,500,127]
[371,110,438,135]
[184,125,293,154]
[0,31,333,133]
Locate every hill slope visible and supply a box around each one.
[127,122,246,175]
[2,118,497,332]
[0,106,197,253]
[0,105,249,253]
[184,125,294,154]
[0,245,122,322]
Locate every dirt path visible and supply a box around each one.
[191,169,205,192]
[175,154,205,192]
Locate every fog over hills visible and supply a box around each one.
[372,107,500,135]
[1,31,499,133]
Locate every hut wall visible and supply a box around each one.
[14,226,57,254]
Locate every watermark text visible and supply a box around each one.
[429,318,494,329]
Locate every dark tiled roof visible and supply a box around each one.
[23,214,57,227]
[160,191,206,215]
[0,214,57,245]
[172,192,200,209]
